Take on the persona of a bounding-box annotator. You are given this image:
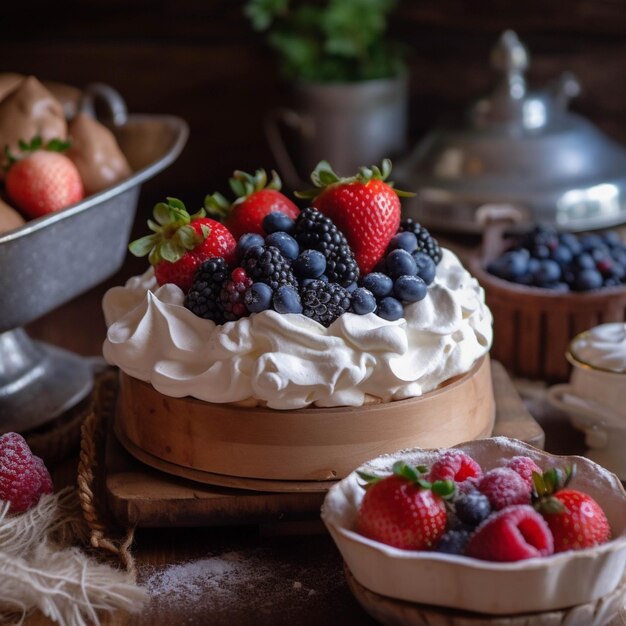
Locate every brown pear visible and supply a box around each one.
[0,76,67,167]
[66,113,131,194]
[0,197,25,234]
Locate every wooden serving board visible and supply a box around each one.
[104,361,544,527]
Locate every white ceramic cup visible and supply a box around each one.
[547,323,626,479]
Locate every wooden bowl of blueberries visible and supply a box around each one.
[469,219,626,381]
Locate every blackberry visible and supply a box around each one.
[241,245,298,291]
[220,268,252,321]
[293,207,359,287]
[301,280,351,327]
[399,218,442,265]
[184,257,229,324]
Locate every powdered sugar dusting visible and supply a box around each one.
[140,547,344,619]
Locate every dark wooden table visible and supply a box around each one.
[20,250,600,626]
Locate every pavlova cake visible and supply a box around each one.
[102,161,494,482]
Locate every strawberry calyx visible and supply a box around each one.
[357,461,455,499]
[532,465,576,515]
[204,168,283,219]
[4,135,72,169]
[296,159,415,201]
[129,197,210,266]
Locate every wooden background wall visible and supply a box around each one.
[1,0,625,216]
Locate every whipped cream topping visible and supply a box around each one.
[103,249,492,409]
[570,323,626,374]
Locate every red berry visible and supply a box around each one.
[0,432,53,513]
[466,505,554,562]
[129,198,237,293]
[206,169,299,240]
[429,450,483,483]
[357,475,447,551]
[220,267,253,322]
[6,150,84,218]
[477,467,531,510]
[506,456,541,489]
[301,160,404,275]
[540,489,611,553]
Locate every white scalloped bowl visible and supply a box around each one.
[321,437,626,615]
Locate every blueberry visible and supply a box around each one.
[533,259,561,285]
[293,249,326,278]
[351,288,377,315]
[550,282,570,293]
[394,275,428,302]
[573,252,595,270]
[603,230,623,248]
[388,231,418,253]
[612,248,626,266]
[236,233,265,259]
[376,297,404,321]
[362,272,393,298]
[531,243,551,259]
[412,252,436,285]
[574,268,603,291]
[386,249,417,279]
[559,232,582,255]
[435,530,471,555]
[609,263,626,281]
[265,232,299,260]
[455,492,491,527]
[551,245,573,266]
[262,211,295,234]
[579,233,604,251]
[244,282,273,313]
[273,285,302,314]
[345,282,358,293]
[487,249,529,281]
[301,274,329,287]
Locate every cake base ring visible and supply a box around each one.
[114,355,495,484]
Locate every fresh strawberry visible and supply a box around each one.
[356,461,452,551]
[5,136,83,218]
[205,169,299,239]
[533,466,611,553]
[297,160,412,274]
[129,197,236,292]
[465,505,554,562]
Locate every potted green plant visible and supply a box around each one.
[245,0,408,186]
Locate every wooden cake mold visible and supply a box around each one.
[94,360,542,527]
[469,215,626,382]
[114,355,496,487]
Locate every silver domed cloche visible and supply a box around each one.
[395,30,626,233]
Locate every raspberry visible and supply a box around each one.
[506,456,542,490]
[220,267,253,321]
[466,505,554,562]
[477,467,531,510]
[184,257,229,324]
[429,450,483,483]
[399,218,442,265]
[293,207,359,286]
[300,280,351,327]
[0,432,53,513]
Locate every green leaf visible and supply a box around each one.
[174,225,203,251]
[431,480,456,500]
[45,138,71,152]
[166,197,187,213]
[229,178,248,199]
[159,240,183,264]
[268,169,282,191]
[18,139,29,152]
[189,207,207,221]
[153,202,177,227]
[532,471,545,498]
[128,234,158,258]
[416,465,429,474]
[199,224,212,239]
[356,470,381,485]
[147,219,161,233]
[541,496,567,515]
[30,136,42,150]
[392,461,419,482]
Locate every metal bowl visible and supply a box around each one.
[0,83,188,432]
